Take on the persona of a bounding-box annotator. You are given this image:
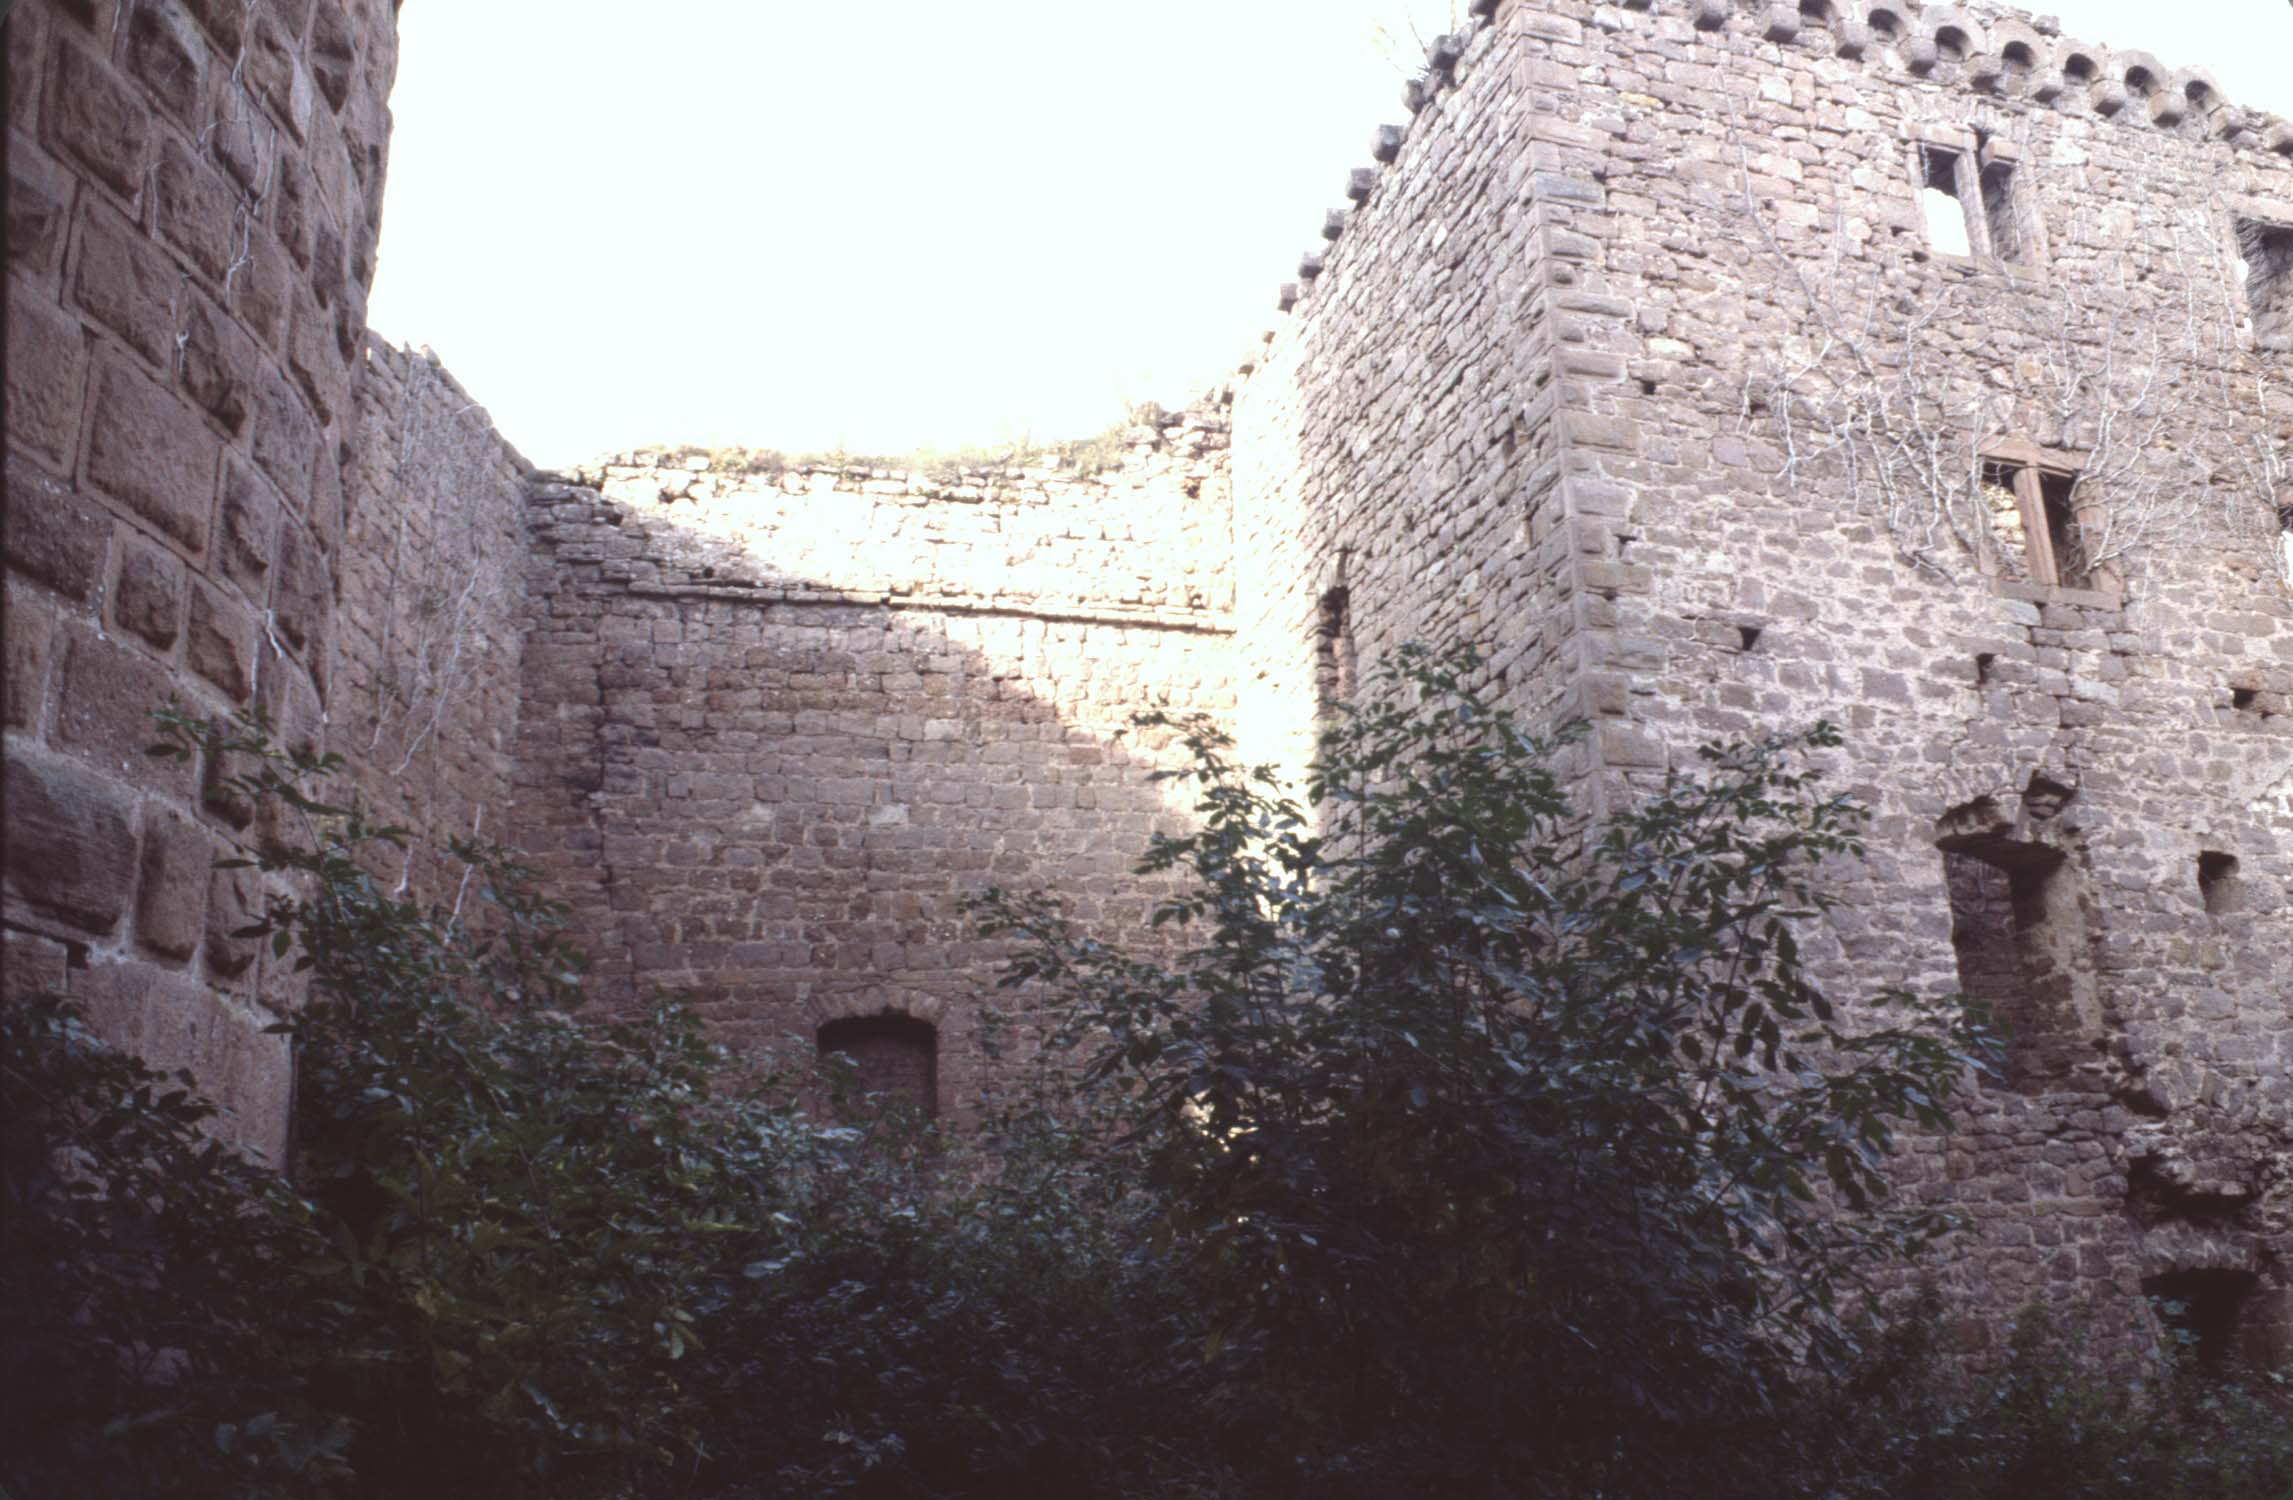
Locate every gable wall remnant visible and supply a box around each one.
[508,417,1235,1112]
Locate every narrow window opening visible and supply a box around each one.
[2144,1269,2262,1372]
[1918,146,1974,256]
[1737,624,1763,652]
[1979,160,2027,264]
[1979,461,2033,581]
[1315,585,1356,713]
[2037,470,2092,587]
[2235,218,2293,351]
[1980,452,2094,590]
[2198,852,2243,915]
[1975,652,1997,683]
[2231,686,2260,712]
[1940,839,2092,1092]
[818,1014,939,1118]
[1639,377,1659,396]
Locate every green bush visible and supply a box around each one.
[972,642,1991,1496]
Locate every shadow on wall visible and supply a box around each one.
[513,445,1237,1121]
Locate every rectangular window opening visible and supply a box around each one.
[2037,470,2093,587]
[1942,841,2090,1093]
[2198,851,2243,915]
[2236,218,2293,352]
[1980,450,2096,591]
[1919,146,1975,257]
[1979,159,2027,264]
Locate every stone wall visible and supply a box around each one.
[511,409,1236,1114]
[3,0,409,1160]
[1236,0,2293,1354]
[330,339,531,897]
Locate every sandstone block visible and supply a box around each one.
[187,582,257,703]
[0,929,73,1002]
[178,292,262,437]
[123,2,206,128]
[42,42,147,202]
[271,521,328,655]
[180,0,247,52]
[250,366,320,495]
[3,750,140,934]
[287,286,349,423]
[308,2,358,112]
[85,358,221,553]
[6,147,74,278]
[204,861,261,978]
[136,810,214,960]
[3,463,109,600]
[70,199,177,366]
[215,459,281,593]
[4,592,55,730]
[3,2,41,133]
[245,15,307,142]
[154,137,236,284]
[56,626,193,794]
[4,282,86,473]
[230,227,293,350]
[113,533,187,649]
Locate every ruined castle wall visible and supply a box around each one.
[328,339,531,897]
[3,0,407,1159]
[512,414,1235,1113]
[1245,0,2293,1351]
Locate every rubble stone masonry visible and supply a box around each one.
[6,0,2290,1350]
[1235,0,2293,1354]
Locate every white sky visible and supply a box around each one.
[366,1,2293,467]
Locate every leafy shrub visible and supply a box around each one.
[972,642,1992,1496]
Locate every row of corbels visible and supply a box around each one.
[1238,0,1504,377]
[1671,0,2291,155]
[1234,0,2290,383]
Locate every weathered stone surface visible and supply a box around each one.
[85,359,220,552]
[187,582,256,703]
[4,592,55,731]
[5,147,73,279]
[136,810,214,961]
[215,459,280,593]
[4,282,84,473]
[204,861,260,978]
[55,626,194,795]
[122,2,206,129]
[41,41,146,201]
[154,136,237,284]
[178,292,262,437]
[113,534,186,649]
[3,751,139,934]
[69,198,177,366]
[4,463,109,600]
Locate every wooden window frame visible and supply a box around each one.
[1978,437,2109,598]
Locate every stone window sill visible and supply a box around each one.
[1992,579,2123,611]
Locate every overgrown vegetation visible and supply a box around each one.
[3,664,2288,1497]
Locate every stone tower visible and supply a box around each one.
[1231,0,2293,1354]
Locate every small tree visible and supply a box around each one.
[973,643,1989,1496]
